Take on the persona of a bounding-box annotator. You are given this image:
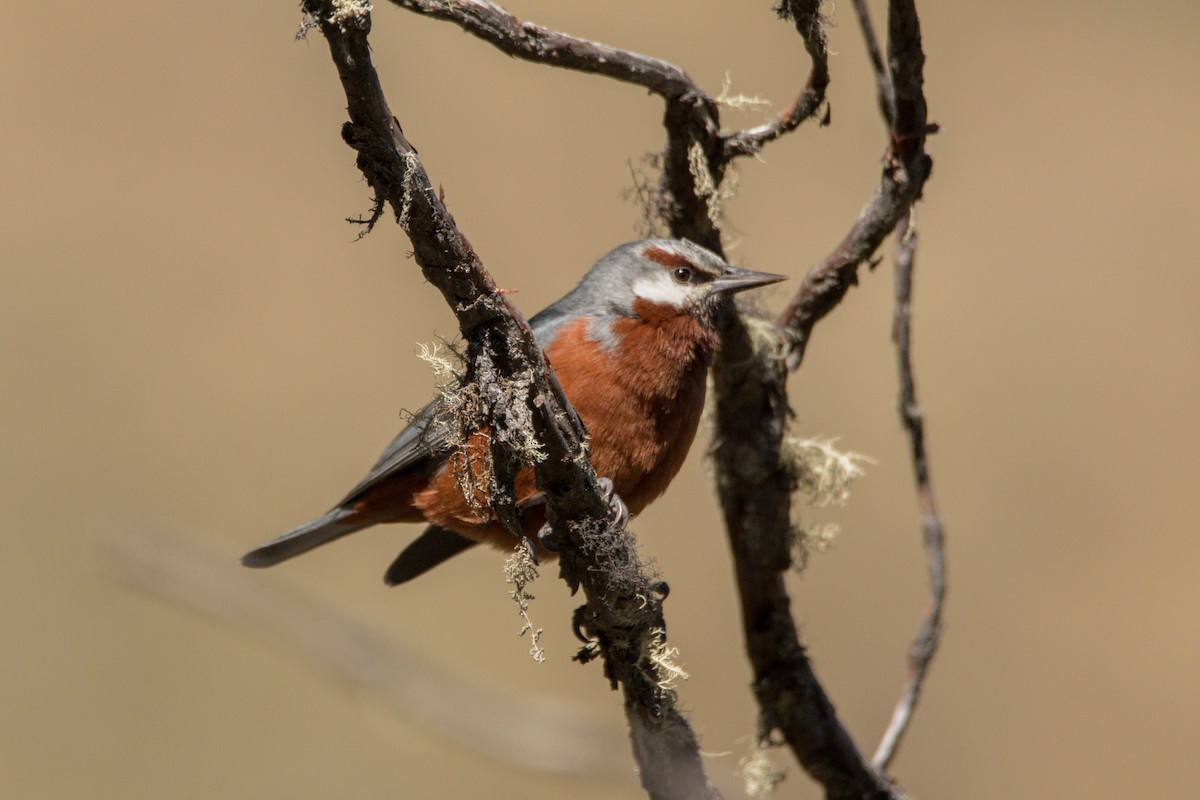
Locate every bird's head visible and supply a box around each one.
[617,239,787,322]
[532,239,787,347]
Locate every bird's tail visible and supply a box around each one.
[384,525,479,585]
[241,508,371,568]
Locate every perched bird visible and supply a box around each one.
[242,239,785,584]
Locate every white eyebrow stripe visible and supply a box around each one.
[631,270,691,305]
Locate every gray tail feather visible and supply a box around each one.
[241,508,371,568]
[384,525,478,585]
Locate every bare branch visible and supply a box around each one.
[300,2,719,795]
[388,0,699,98]
[721,0,831,158]
[381,3,897,794]
[387,0,829,252]
[850,0,895,126]
[778,0,933,371]
[384,0,720,251]
[709,313,896,800]
[873,212,947,771]
[298,2,940,797]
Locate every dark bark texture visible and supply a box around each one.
[296,1,944,797]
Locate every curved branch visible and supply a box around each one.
[709,321,895,800]
[778,0,933,371]
[386,0,829,252]
[721,0,830,158]
[385,0,722,250]
[850,0,895,126]
[872,213,947,771]
[300,3,719,797]
[388,0,699,98]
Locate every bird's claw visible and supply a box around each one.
[537,521,561,553]
[570,605,604,667]
[521,535,541,565]
[596,476,630,529]
[571,604,591,644]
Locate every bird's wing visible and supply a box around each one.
[338,310,578,507]
[336,399,449,505]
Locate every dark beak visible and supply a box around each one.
[711,265,789,294]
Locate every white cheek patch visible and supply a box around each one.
[631,271,694,307]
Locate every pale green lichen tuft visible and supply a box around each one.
[783,436,873,571]
[397,151,420,231]
[622,154,670,239]
[328,0,372,32]
[415,341,461,384]
[742,311,791,365]
[687,141,736,231]
[413,342,545,519]
[740,738,786,797]
[647,628,689,691]
[490,366,547,467]
[784,435,871,508]
[789,520,840,572]
[715,72,773,113]
[504,539,545,663]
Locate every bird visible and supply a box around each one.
[241,239,785,585]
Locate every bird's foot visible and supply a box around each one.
[536,476,629,552]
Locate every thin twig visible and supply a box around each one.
[850,0,895,126]
[777,0,933,371]
[722,0,831,157]
[873,212,947,771]
[388,0,698,98]
[388,0,830,252]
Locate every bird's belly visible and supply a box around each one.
[582,378,706,516]
[410,314,712,548]
[563,353,710,515]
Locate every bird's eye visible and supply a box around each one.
[672,267,694,283]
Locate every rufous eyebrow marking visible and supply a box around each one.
[642,245,697,272]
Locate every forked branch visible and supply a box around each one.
[873,211,947,771]
[386,0,833,251]
[779,0,933,370]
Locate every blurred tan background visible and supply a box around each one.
[3,1,1198,797]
